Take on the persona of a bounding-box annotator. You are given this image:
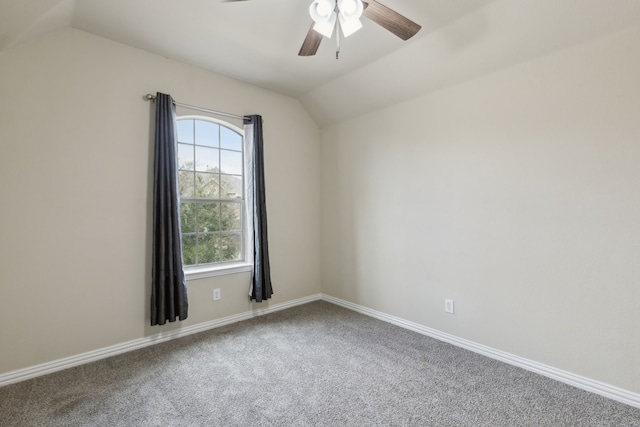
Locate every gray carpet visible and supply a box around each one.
[1,301,639,426]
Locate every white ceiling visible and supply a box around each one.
[2,0,640,126]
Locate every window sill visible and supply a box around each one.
[185,263,253,281]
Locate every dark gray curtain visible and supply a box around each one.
[151,92,188,325]
[244,115,273,302]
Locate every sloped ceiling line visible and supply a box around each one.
[2,0,639,127]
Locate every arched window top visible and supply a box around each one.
[176,115,243,149]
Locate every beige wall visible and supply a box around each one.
[0,28,322,373]
[321,26,640,393]
[2,21,639,398]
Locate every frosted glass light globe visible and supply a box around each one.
[317,2,331,16]
[340,0,357,14]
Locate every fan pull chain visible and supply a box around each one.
[336,23,341,59]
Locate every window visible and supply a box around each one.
[176,117,245,269]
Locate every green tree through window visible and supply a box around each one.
[176,117,244,267]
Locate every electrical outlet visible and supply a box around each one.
[213,288,221,301]
[444,299,454,314]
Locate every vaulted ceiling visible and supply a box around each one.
[1,0,639,126]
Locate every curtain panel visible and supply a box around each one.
[151,92,188,325]
[244,115,273,302]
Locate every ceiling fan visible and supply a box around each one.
[225,0,421,58]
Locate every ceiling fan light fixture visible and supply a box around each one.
[312,12,337,38]
[299,0,421,58]
[309,0,336,23]
[310,0,337,38]
[337,0,363,18]
[337,0,363,37]
[339,14,362,37]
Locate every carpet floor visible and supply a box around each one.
[1,300,639,426]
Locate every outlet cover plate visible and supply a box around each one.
[445,299,454,314]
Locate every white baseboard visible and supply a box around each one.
[321,294,640,409]
[3,292,638,410]
[0,294,322,387]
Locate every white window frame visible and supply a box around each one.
[176,115,252,279]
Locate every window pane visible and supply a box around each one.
[198,203,220,233]
[180,202,196,233]
[195,121,219,147]
[220,127,242,151]
[220,175,243,199]
[178,143,194,170]
[220,233,242,262]
[220,150,242,175]
[177,119,245,268]
[195,172,219,198]
[182,234,196,266]
[195,147,219,172]
[198,234,218,264]
[179,171,195,198]
[177,120,194,144]
[220,202,241,231]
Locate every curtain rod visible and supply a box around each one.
[145,94,245,121]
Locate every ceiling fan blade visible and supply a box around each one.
[362,0,421,41]
[298,24,323,56]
